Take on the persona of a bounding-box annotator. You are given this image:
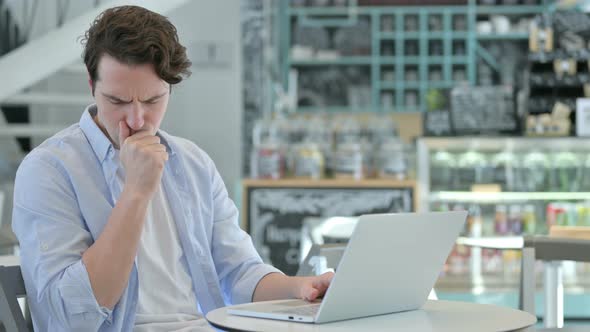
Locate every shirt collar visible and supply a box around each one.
[79,104,175,163]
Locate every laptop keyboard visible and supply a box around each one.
[273,303,321,317]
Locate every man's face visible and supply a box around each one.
[92,54,170,149]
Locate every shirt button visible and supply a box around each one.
[40,243,49,251]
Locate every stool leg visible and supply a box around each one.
[520,248,535,315]
[470,247,483,287]
[543,261,563,328]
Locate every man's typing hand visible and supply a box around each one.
[296,272,334,302]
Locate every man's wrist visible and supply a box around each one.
[120,185,152,203]
[290,276,305,299]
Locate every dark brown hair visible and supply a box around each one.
[81,5,191,93]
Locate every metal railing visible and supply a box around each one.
[0,0,26,56]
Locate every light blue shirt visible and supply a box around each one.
[12,105,280,331]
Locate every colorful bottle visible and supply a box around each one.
[495,205,509,235]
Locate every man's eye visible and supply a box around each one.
[110,100,125,105]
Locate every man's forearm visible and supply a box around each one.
[252,273,302,302]
[82,187,149,309]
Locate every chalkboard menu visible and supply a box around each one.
[450,85,518,135]
[242,179,415,275]
[424,110,453,136]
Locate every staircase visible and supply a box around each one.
[0,0,30,151]
[0,0,192,151]
[0,0,196,247]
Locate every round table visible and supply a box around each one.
[206,299,536,332]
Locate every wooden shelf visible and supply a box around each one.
[290,56,372,66]
[430,191,590,203]
[477,33,529,40]
[550,226,590,240]
[242,178,416,188]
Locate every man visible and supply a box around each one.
[12,5,333,331]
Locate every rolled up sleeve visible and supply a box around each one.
[12,154,111,331]
[208,162,281,305]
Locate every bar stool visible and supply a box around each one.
[520,235,590,330]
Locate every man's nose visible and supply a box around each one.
[126,103,145,130]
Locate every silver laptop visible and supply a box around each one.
[227,211,467,324]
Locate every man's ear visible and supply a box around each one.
[88,76,95,97]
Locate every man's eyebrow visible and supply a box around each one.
[140,92,168,103]
[101,93,132,103]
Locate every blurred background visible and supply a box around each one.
[2,0,590,329]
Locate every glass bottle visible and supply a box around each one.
[376,138,408,180]
[297,116,330,179]
[519,150,550,192]
[508,205,523,235]
[332,116,364,179]
[368,115,398,148]
[456,150,489,190]
[522,204,537,235]
[578,153,590,191]
[578,204,590,227]
[551,152,582,192]
[468,204,483,237]
[333,115,361,147]
[293,142,325,179]
[430,150,458,191]
[250,118,286,179]
[494,205,509,236]
[491,150,518,191]
[332,142,364,180]
[285,117,305,176]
